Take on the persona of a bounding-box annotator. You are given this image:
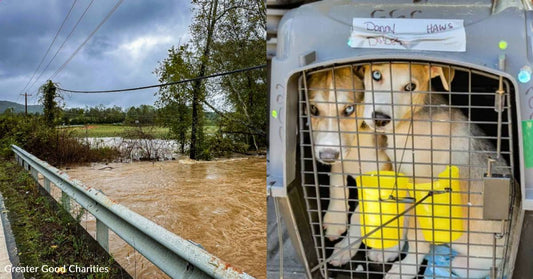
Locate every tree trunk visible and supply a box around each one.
[189,0,218,160]
[178,108,186,154]
[246,75,258,151]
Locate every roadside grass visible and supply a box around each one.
[0,160,131,278]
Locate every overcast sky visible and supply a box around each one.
[0,0,192,108]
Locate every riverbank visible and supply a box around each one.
[0,160,130,278]
[81,137,266,162]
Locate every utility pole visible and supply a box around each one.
[20,92,32,115]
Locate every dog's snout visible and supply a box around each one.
[319,149,340,162]
[372,111,391,127]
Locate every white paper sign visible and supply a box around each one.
[348,18,466,52]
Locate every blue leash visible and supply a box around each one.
[424,245,497,279]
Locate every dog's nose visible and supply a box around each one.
[372,111,391,127]
[319,149,339,162]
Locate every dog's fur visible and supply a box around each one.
[360,63,508,278]
[306,67,403,265]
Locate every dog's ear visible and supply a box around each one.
[430,66,455,91]
[353,65,365,80]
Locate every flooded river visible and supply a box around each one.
[64,156,266,278]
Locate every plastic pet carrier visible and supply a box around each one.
[267,0,533,278]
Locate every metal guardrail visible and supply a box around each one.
[11,145,254,279]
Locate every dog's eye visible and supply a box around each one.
[309,104,319,116]
[343,105,355,116]
[404,82,416,91]
[372,70,382,81]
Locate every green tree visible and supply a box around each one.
[209,0,266,150]
[187,0,220,160]
[124,105,156,125]
[107,106,125,123]
[38,80,62,127]
[189,0,267,158]
[155,0,266,159]
[155,45,194,154]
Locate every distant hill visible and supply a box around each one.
[0,101,43,114]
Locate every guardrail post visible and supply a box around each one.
[96,219,109,252]
[30,167,38,181]
[61,191,70,212]
[44,178,51,193]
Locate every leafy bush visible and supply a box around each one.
[0,113,119,165]
[197,132,249,160]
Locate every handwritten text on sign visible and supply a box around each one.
[349,18,466,52]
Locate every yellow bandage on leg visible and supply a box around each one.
[410,166,464,244]
[357,172,409,249]
[357,166,464,248]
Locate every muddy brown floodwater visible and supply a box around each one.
[65,156,266,279]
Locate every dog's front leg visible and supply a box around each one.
[330,205,362,266]
[367,213,408,263]
[323,162,349,240]
[384,218,429,279]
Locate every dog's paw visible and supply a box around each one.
[383,273,403,279]
[324,224,347,241]
[367,249,400,263]
[323,212,347,240]
[383,264,417,279]
[329,237,359,266]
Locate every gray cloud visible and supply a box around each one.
[0,0,192,108]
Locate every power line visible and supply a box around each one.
[51,0,124,80]
[28,0,95,92]
[58,64,267,136]
[20,0,78,94]
[57,64,267,94]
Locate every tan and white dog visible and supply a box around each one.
[360,63,508,278]
[306,67,402,265]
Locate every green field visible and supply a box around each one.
[61,124,218,138]
[62,124,170,138]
